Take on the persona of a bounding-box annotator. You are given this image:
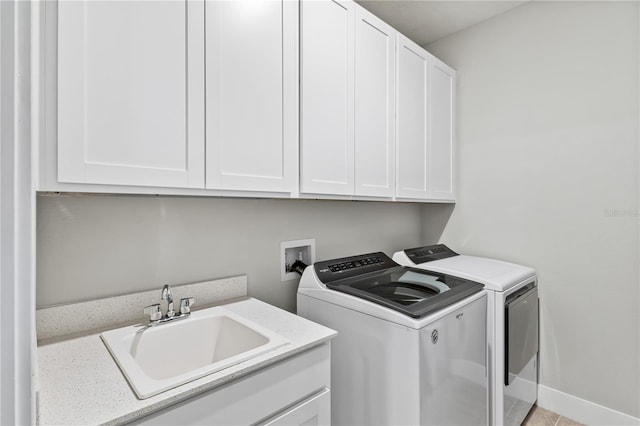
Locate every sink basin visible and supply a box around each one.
[101,305,290,399]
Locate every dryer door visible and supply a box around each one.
[505,284,538,385]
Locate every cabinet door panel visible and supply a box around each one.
[57,0,204,188]
[354,6,396,198]
[206,0,297,192]
[396,35,429,199]
[300,0,355,195]
[429,57,455,200]
[262,389,330,426]
[131,344,331,426]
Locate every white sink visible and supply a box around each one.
[101,305,290,399]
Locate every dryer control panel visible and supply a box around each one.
[314,252,398,284]
[404,244,458,264]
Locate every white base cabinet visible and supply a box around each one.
[263,389,330,426]
[129,344,331,426]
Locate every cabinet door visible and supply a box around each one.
[429,56,455,201]
[206,0,297,193]
[396,34,429,199]
[354,6,396,198]
[300,0,355,196]
[57,1,205,188]
[131,344,331,426]
[262,389,330,426]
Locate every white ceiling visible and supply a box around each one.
[356,1,529,46]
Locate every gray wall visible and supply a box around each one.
[426,1,639,418]
[37,195,427,312]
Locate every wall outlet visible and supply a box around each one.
[280,239,316,282]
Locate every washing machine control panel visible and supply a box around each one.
[314,252,398,284]
[327,256,383,272]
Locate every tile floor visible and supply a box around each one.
[523,405,584,426]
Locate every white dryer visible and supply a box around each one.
[393,245,538,426]
[297,252,488,426]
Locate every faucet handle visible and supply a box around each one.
[179,297,195,315]
[143,303,162,321]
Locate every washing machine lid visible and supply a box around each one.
[313,252,484,318]
[398,245,536,292]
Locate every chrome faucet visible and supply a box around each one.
[143,284,194,325]
[161,284,175,318]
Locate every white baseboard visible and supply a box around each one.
[537,385,640,426]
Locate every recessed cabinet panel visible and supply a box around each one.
[131,344,331,426]
[300,0,355,195]
[396,35,429,199]
[429,58,455,200]
[263,389,330,426]
[206,1,297,192]
[57,1,205,188]
[354,7,396,198]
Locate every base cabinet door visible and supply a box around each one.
[262,389,330,426]
[129,344,331,426]
[205,0,298,193]
[56,0,205,188]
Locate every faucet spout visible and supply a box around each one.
[161,284,175,318]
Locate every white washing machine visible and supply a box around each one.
[297,252,488,426]
[393,245,538,426]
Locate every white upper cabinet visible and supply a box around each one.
[354,6,396,198]
[49,0,453,202]
[205,1,298,193]
[300,0,355,196]
[57,1,205,188]
[396,35,456,201]
[300,0,396,198]
[428,56,456,201]
[54,0,297,194]
[396,34,429,199]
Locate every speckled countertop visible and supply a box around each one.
[36,297,337,425]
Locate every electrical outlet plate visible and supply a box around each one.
[280,239,316,282]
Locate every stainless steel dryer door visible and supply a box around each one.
[505,284,539,385]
